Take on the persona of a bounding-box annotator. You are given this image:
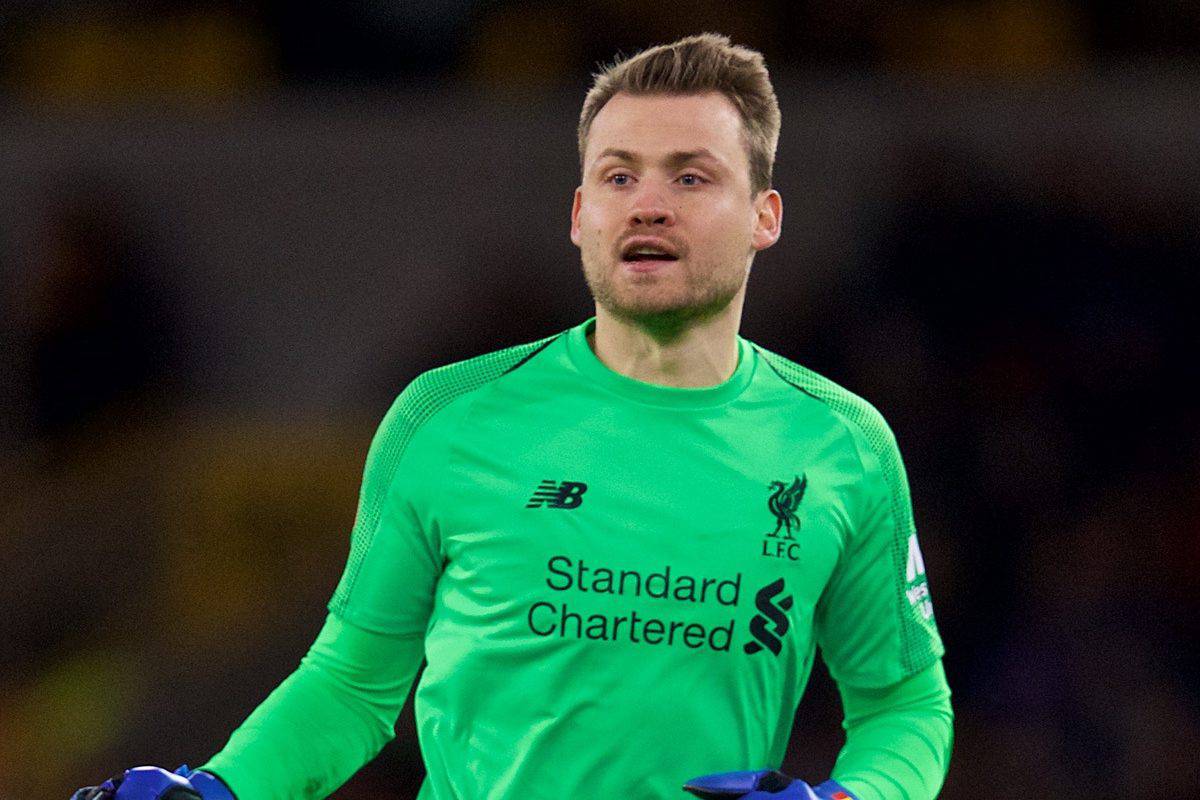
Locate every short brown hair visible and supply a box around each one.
[577,33,781,195]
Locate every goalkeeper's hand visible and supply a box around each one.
[70,765,235,800]
[683,769,858,800]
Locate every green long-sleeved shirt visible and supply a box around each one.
[204,319,953,798]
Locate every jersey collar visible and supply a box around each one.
[565,317,756,409]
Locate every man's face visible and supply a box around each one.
[571,91,781,328]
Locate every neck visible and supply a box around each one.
[588,296,745,388]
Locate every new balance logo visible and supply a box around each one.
[906,533,927,582]
[905,533,935,621]
[526,480,588,509]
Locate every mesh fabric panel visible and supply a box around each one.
[330,334,560,616]
[753,345,943,676]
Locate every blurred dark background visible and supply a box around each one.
[2,2,1198,798]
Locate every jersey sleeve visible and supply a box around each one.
[814,407,944,688]
[326,376,450,636]
[831,660,954,800]
[201,612,424,800]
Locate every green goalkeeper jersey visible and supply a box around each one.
[205,317,948,799]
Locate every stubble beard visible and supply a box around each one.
[581,250,749,336]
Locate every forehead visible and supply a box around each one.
[585,91,747,170]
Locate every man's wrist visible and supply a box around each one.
[179,768,236,800]
[813,779,858,800]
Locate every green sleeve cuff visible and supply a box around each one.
[831,659,954,800]
[200,613,424,800]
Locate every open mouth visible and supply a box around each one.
[621,243,680,265]
[623,253,679,263]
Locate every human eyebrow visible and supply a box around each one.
[590,147,726,175]
[664,149,725,171]
[593,148,640,167]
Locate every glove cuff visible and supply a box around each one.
[813,779,858,800]
[175,768,237,800]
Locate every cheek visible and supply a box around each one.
[578,205,615,245]
[696,206,752,246]
[574,220,605,259]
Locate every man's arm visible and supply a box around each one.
[831,660,953,800]
[682,661,952,800]
[202,375,454,799]
[199,613,423,800]
[812,398,950,799]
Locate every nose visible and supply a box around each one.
[627,184,676,228]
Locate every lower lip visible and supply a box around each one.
[622,258,678,273]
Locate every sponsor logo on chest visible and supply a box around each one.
[514,474,816,656]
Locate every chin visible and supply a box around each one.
[583,259,740,324]
[604,293,736,328]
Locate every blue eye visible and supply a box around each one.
[680,174,705,186]
[609,174,631,186]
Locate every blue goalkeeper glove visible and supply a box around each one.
[683,769,858,800]
[70,765,235,800]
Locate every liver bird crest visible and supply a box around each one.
[767,474,807,539]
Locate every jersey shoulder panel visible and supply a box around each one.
[751,343,898,468]
[753,344,941,680]
[409,331,564,419]
[375,329,563,494]
[329,332,562,617]
[368,329,564,505]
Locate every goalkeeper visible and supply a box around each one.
[74,33,952,800]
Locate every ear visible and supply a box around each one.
[750,189,782,252]
[570,186,583,247]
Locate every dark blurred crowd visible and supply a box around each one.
[2,3,1199,800]
[4,1,1200,99]
[811,145,1200,797]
